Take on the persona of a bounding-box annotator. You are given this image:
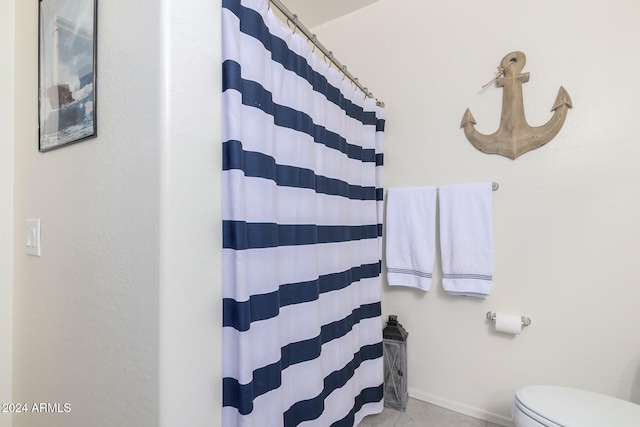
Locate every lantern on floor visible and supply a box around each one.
[383,314,408,411]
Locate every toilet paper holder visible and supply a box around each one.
[486,311,531,327]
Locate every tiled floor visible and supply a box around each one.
[358,398,507,427]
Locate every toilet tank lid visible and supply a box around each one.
[515,385,640,427]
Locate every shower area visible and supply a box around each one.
[221,0,386,425]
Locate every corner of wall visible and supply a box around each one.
[158,0,222,425]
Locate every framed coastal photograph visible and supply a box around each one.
[38,0,97,152]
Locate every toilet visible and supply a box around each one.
[512,385,640,426]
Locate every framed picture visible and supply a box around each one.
[38,0,97,152]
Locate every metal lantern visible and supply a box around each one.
[383,314,408,411]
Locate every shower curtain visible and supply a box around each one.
[222,0,386,425]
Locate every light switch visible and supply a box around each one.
[26,219,41,256]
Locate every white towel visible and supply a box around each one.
[438,182,494,297]
[385,187,437,291]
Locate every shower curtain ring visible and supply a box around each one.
[311,34,317,52]
[324,51,333,64]
[286,14,298,32]
[342,65,347,81]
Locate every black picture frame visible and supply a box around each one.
[38,0,97,152]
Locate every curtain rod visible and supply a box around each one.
[269,0,385,107]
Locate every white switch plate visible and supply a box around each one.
[25,219,41,256]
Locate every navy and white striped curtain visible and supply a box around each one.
[222,0,386,425]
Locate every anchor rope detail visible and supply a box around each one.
[482,60,515,89]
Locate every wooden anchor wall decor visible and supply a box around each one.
[461,51,573,160]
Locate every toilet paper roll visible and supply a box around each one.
[494,312,522,335]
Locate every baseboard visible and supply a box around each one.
[408,388,515,427]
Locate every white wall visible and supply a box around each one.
[12,0,162,425]
[7,0,222,425]
[314,0,640,425]
[10,0,222,424]
[0,0,15,426]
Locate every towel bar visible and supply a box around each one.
[486,311,531,327]
[436,182,499,192]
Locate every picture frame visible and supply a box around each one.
[38,0,97,152]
